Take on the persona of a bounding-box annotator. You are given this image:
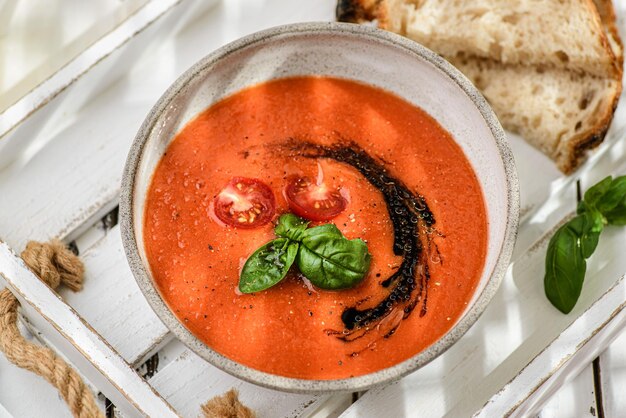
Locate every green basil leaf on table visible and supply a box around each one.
[583,175,612,207]
[604,199,626,225]
[579,210,604,258]
[296,224,371,290]
[544,216,588,314]
[576,200,590,216]
[239,238,299,293]
[596,175,626,214]
[544,174,626,314]
[274,213,309,241]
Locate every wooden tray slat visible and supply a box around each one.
[60,226,171,366]
[0,404,14,418]
[536,365,597,418]
[599,325,626,416]
[149,348,324,418]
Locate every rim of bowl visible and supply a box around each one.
[120,21,520,394]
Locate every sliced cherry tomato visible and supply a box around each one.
[284,176,347,221]
[213,177,275,228]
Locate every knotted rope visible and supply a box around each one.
[201,389,255,418]
[0,239,255,418]
[0,240,103,418]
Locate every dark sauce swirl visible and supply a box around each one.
[283,139,440,341]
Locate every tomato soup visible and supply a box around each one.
[144,77,487,379]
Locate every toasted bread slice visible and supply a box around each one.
[340,0,620,78]
[337,0,623,173]
[450,55,621,172]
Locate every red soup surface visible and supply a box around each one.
[144,76,487,380]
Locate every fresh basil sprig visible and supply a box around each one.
[544,175,626,313]
[239,214,372,293]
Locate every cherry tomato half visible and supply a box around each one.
[213,177,275,228]
[284,176,347,221]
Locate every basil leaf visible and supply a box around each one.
[301,223,343,238]
[604,199,626,225]
[576,200,590,215]
[579,210,604,258]
[597,176,626,214]
[546,175,626,314]
[579,176,626,225]
[239,238,298,293]
[275,213,309,241]
[544,216,588,314]
[296,224,371,289]
[584,176,612,207]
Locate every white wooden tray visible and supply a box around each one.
[1,0,625,416]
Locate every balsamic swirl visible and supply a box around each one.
[283,139,440,341]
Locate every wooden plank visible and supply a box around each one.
[307,394,354,418]
[597,326,626,416]
[59,226,171,366]
[0,242,179,418]
[0,403,14,418]
[536,365,597,418]
[0,0,148,113]
[0,0,184,166]
[149,346,325,418]
[476,277,626,417]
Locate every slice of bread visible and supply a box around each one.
[450,55,621,172]
[337,0,623,173]
[342,0,620,78]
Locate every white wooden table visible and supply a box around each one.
[1,1,626,417]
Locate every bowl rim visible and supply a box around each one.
[120,21,520,394]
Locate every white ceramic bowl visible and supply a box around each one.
[120,22,519,393]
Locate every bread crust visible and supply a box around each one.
[336,0,624,174]
[562,77,622,173]
[593,0,624,68]
[561,0,623,173]
[336,0,379,23]
[582,0,621,79]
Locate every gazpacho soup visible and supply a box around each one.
[144,76,487,380]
